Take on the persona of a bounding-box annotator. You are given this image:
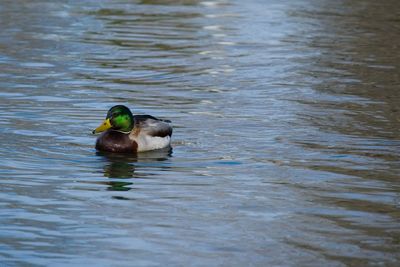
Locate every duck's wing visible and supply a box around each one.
[133,115,173,137]
[134,115,171,123]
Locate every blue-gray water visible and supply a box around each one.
[1,0,399,266]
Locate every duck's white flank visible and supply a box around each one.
[128,118,172,152]
[133,134,171,152]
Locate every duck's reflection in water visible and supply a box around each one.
[96,148,173,191]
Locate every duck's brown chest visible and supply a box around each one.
[95,131,138,153]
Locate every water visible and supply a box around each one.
[0,0,399,266]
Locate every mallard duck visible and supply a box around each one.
[92,105,172,153]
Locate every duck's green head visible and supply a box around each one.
[92,105,134,134]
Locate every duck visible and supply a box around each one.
[92,105,172,153]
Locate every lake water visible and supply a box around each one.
[0,0,399,266]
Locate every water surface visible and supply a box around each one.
[0,0,399,266]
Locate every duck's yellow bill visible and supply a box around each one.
[92,118,112,134]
